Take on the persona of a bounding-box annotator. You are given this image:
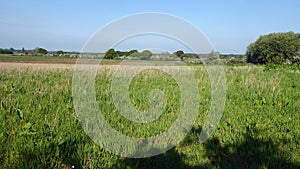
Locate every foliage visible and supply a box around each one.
[139,50,152,59]
[263,62,300,71]
[19,47,49,56]
[174,51,199,61]
[175,50,184,60]
[246,32,300,64]
[36,47,48,55]
[202,50,223,64]
[291,56,300,64]
[226,56,247,65]
[114,50,137,57]
[0,48,13,54]
[181,53,199,60]
[104,48,119,59]
[117,49,138,57]
[208,50,220,60]
[56,50,64,55]
[104,49,140,59]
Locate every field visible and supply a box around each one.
[0,56,300,168]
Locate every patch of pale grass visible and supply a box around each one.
[0,62,74,71]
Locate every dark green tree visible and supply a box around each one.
[175,50,184,60]
[0,48,13,54]
[104,48,118,59]
[246,32,300,64]
[127,49,138,56]
[56,50,64,55]
[37,47,48,54]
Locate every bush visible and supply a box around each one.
[246,32,300,64]
[226,57,247,65]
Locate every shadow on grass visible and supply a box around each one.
[204,134,299,169]
[14,126,300,169]
[116,126,299,169]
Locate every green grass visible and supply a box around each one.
[0,64,299,168]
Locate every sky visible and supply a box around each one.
[0,0,300,54]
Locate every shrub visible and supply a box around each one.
[246,32,300,64]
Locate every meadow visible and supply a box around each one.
[0,58,299,168]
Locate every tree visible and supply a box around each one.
[104,48,118,59]
[0,48,13,54]
[56,50,64,55]
[37,47,48,54]
[138,50,152,59]
[203,50,222,64]
[208,50,220,60]
[246,32,300,64]
[127,49,138,56]
[175,50,184,60]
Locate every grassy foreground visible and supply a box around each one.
[0,64,299,168]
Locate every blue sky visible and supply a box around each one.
[1,0,300,54]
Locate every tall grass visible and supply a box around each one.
[0,65,299,168]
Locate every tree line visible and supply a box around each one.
[0,48,15,54]
[103,31,300,65]
[0,47,48,55]
[1,31,299,65]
